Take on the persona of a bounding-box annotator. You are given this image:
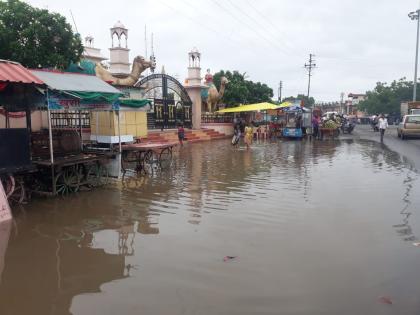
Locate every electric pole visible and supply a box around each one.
[304,54,316,104]
[409,10,420,101]
[340,92,345,114]
[278,81,283,102]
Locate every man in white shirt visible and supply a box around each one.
[378,114,388,143]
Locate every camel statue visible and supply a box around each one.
[204,76,229,112]
[95,55,156,86]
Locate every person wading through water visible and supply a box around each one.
[378,114,388,143]
[177,124,185,146]
[244,122,253,150]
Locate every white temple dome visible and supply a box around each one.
[113,21,126,29]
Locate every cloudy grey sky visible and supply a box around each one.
[26,0,420,101]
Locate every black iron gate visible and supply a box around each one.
[136,74,192,129]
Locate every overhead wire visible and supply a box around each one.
[157,0,245,49]
[209,0,294,57]
[244,0,306,53]
[225,0,304,58]
[178,0,255,46]
[157,0,307,94]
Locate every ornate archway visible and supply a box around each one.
[136,74,192,129]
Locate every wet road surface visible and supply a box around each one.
[0,138,419,315]
[353,125,420,169]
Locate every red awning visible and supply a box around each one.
[0,59,44,85]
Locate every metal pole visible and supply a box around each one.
[307,73,311,99]
[46,89,54,165]
[46,89,56,195]
[79,110,83,150]
[414,11,420,101]
[117,110,122,178]
[5,110,9,128]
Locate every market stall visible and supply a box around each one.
[217,102,280,138]
[0,60,45,203]
[278,103,312,139]
[28,70,123,195]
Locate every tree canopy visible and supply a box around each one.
[282,94,315,107]
[213,70,273,106]
[0,0,83,69]
[358,78,413,115]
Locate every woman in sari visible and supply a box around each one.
[244,123,253,149]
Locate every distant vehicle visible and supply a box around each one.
[400,101,420,116]
[397,115,420,139]
[322,111,339,120]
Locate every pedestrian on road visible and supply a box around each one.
[177,124,185,146]
[378,114,388,143]
[312,114,320,139]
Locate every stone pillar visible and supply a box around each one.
[184,48,203,130]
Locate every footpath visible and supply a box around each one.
[352,125,420,170]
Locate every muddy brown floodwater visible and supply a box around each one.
[0,139,419,315]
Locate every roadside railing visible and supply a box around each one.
[201,113,233,124]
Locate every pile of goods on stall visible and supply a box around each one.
[322,119,339,129]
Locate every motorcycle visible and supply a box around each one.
[371,120,379,132]
[341,119,355,134]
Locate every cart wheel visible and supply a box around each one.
[159,147,173,169]
[86,163,99,187]
[55,167,81,195]
[97,164,109,186]
[143,150,156,173]
[86,163,109,187]
[1,174,15,198]
[9,179,26,204]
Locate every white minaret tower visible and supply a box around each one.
[109,21,130,76]
[185,47,203,129]
[82,35,107,64]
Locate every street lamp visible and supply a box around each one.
[409,9,420,101]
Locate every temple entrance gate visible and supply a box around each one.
[136,74,192,129]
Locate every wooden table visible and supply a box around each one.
[121,142,177,174]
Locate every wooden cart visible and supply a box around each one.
[30,130,110,196]
[320,127,340,140]
[121,142,177,174]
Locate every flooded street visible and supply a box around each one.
[1,139,420,315]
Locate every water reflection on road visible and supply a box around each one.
[0,139,419,315]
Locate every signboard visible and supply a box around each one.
[0,182,12,223]
[47,94,119,111]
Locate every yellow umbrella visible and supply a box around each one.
[217,102,279,113]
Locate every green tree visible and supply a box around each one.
[358,78,413,115]
[283,94,315,107]
[213,70,273,106]
[0,0,83,69]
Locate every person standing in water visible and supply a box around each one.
[378,114,388,143]
[177,124,185,146]
[244,122,253,149]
